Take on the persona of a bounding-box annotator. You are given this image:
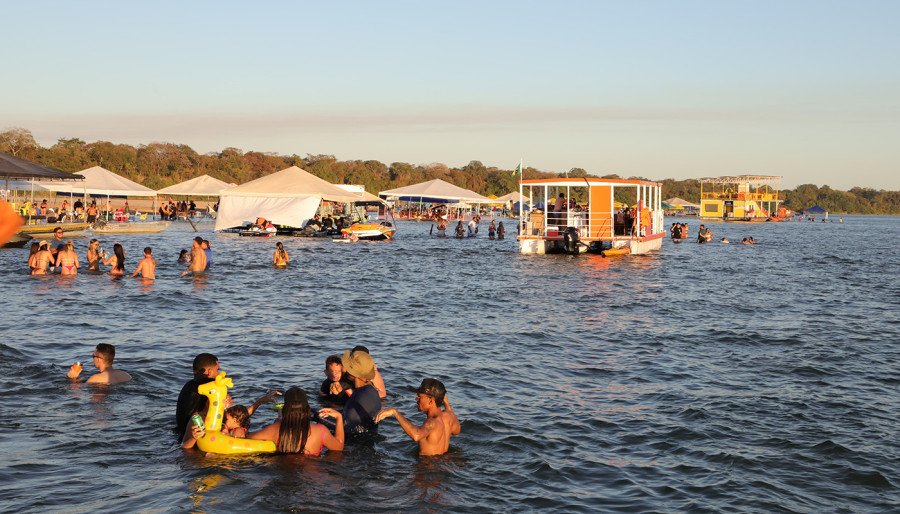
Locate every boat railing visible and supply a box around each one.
[521,211,647,239]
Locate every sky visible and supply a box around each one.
[4,0,899,189]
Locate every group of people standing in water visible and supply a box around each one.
[435,215,506,240]
[670,222,757,245]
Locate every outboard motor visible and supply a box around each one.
[563,227,580,255]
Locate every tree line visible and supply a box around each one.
[2,127,897,214]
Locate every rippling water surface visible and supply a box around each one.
[1,216,897,512]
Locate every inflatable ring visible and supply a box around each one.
[196,371,276,455]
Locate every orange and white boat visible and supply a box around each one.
[517,177,665,255]
[340,221,396,240]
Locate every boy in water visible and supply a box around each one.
[182,237,207,277]
[375,378,460,456]
[320,354,353,404]
[67,343,132,385]
[132,247,157,279]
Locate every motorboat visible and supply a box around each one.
[340,221,396,240]
[17,221,91,238]
[2,233,33,249]
[92,220,171,234]
[239,226,277,237]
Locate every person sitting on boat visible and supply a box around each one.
[455,221,465,239]
[66,343,132,385]
[303,215,322,231]
[322,215,334,231]
[273,242,290,267]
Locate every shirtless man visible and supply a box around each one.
[67,343,132,385]
[375,378,460,456]
[132,247,157,279]
[181,236,206,277]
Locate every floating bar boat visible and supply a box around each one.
[517,177,664,255]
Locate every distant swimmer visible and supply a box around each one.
[436,216,448,238]
[488,220,496,240]
[67,343,132,385]
[31,241,54,275]
[273,241,290,267]
[741,237,756,245]
[57,241,80,276]
[177,249,189,264]
[375,378,460,456]
[103,243,126,276]
[182,237,206,277]
[497,221,506,240]
[697,224,712,244]
[132,247,157,279]
[455,221,465,239]
[720,237,730,244]
[86,239,103,271]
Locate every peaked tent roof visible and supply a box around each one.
[219,166,360,202]
[379,178,492,203]
[803,204,828,214]
[494,191,532,204]
[0,152,82,180]
[664,197,700,208]
[156,174,235,196]
[40,166,156,196]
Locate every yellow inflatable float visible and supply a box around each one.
[195,372,276,455]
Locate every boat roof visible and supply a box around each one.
[520,177,660,187]
[698,175,782,184]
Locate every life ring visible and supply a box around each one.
[195,372,276,455]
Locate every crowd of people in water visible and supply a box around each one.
[670,222,757,245]
[65,344,461,457]
[433,214,506,240]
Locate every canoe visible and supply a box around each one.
[92,221,171,234]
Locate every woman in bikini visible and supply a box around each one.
[273,242,290,268]
[57,241,80,276]
[248,387,344,455]
[103,243,126,276]
[27,242,40,273]
[86,239,103,271]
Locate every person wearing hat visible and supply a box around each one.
[375,378,460,456]
[31,240,55,275]
[340,349,382,434]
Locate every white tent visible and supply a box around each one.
[494,191,531,205]
[379,178,492,203]
[214,166,361,231]
[41,166,156,197]
[157,174,235,196]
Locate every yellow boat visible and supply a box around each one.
[18,222,91,237]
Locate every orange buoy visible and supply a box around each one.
[0,200,25,247]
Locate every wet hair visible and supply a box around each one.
[95,343,115,363]
[325,354,342,367]
[89,238,99,246]
[194,236,204,245]
[66,241,74,249]
[276,242,283,250]
[29,242,39,257]
[144,247,152,255]
[277,387,311,454]
[225,405,250,428]
[192,353,218,380]
[417,378,446,404]
[351,345,369,354]
[113,243,125,271]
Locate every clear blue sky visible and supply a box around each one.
[4,0,899,189]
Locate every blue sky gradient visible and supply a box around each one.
[4,1,898,188]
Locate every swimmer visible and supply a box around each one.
[375,378,460,456]
[497,222,505,240]
[202,240,212,270]
[31,241,54,275]
[27,241,39,273]
[320,354,353,404]
[273,242,290,267]
[455,221,465,239]
[720,237,730,244]
[177,249,189,264]
[488,220,496,240]
[246,387,344,455]
[103,243,126,276]
[86,239,103,271]
[182,237,206,277]
[350,345,386,399]
[67,343,132,385]
[57,241,80,276]
[131,247,156,279]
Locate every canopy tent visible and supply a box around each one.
[214,166,361,230]
[664,197,700,209]
[0,152,80,180]
[494,191,531,205]
[40,166,156,197]
[334,184,386,204]
[803,205,827,214]
[156,174,235,197]
[379,179,492,204]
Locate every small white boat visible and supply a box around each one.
[92,221,171,234]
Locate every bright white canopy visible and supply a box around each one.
[664,197,700,209]
[494,191,531,205]
[379,178,492,203]
[214,166,361,230]
[157,174,235,196]
[40,166,156,197]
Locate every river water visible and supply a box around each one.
[0,216,897,512]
